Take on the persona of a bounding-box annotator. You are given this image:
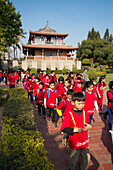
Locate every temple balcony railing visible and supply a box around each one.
[30,41,67,46]
[26,56,75,61]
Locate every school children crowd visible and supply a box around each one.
[1,69,113,170]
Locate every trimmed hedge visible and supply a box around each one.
[0,88,54,170]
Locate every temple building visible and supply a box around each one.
[22,21,78,70]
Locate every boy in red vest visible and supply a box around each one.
[64,79,73,95]
[34,82,46,119]
[60,92,92,170]
[57,89,74,118]
[44,80,58,127]
[26,76,34,104]
[8,71,16,89]
[50,71,57,82]
[74,76,84,93]
[43,74,50,90]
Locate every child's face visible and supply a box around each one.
[86,85,93,92]
[71,74,74,78]
[39,85,43,89]
[93,80,96,85]
[67,94,72,101]
[102,78,105,83]
[35,79,39,83]
[29,79,31,82]
[65,81,70,87]
[46,76,49,80]
[50,83,55,90]
[52,72,55,75]
[59,81,63,84]
[74,100,85,110]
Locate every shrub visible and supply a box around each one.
[27,67,31,72]
[30,68,37,76]
[82,58,91,65]
[0,88,54,169]
[54,70,62,74]
[96,71,107,77]
[101,65,109,71]
[73,66,78,74]
[62,67,70,74]
[94,63,99,67]
[88,68,97,80]
[77,69,84,73]
[0,121,54,169]
[96,66,101,71]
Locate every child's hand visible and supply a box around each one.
[82,124,92,131]
[96,110,99,114]
[44,105,47,109]
[73,127,82,133]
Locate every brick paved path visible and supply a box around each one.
[1,81,113,170]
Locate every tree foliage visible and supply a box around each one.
[77,31,113,64]
[0,0,24,54]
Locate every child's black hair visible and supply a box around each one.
[45,74,50,78]
[85,81,93,89]
[35,77,41,81]
[51,70,55,74]
[109,81,113,89]
[32,73,35,76]
[72,92,85,102]
[39,82,44,86]
[58,76,64,83]
[76,73,81,77]
[65,78,71,84]
[90,78,95,82]
[77,77,81,80]
[98,76,105,87]
[49,80,55,85]
[67,89,75,95]
[28,76,31,80]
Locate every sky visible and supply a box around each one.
[11,0,113,47]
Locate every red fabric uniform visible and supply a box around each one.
[8,75,16,85]
[44,89,58,108]
[96,83,107,111]
[55,83,66,96]
[15,74,19,80]
[35,89,45,105]
[0,72,2,77]
[50,75,57,82]
[60,109,89,150]
[33,82,39,96]
[39,73,43,80]
[84,90,96,115]
[57,96,74,116]
[26,81,33,93]
[25,72,30,77]
[43,79,50,89]
[74,80,84,93]
[107,90,113,107]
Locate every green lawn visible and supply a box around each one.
[56,73,113,91]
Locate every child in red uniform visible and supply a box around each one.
[84,81,99,124]
[96,76,107,112]
[57,89,75,117]
[74,76,84,93]
[64,79,73,95]
[8,71,16,89]
[44,81,58,127]
[26,76,34,104]
[50,71,57,82]
[34,82,46,118]
[107,81,113,130]
[43,74,50,89]
[15,72,20,86]
[39,71,43,80]
[23,75,28,89]
[67,72,75,86]
[61,92,92,170]
[0,70,3,83]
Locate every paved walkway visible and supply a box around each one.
[0,82,113,170]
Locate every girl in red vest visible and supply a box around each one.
[26,76,34,104]
[96,76,107,112]
[43,74,50,90]
[8,71,16,89]
[84,81,99,125]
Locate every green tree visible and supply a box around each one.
[0,0,24,55]
[103,28,109,41]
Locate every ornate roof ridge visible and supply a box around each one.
[37,21,56,33]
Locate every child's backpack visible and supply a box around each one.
[37,89,45,96]
[47,89,57,99]
[107,90,113,114]
[61,98,67,113]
